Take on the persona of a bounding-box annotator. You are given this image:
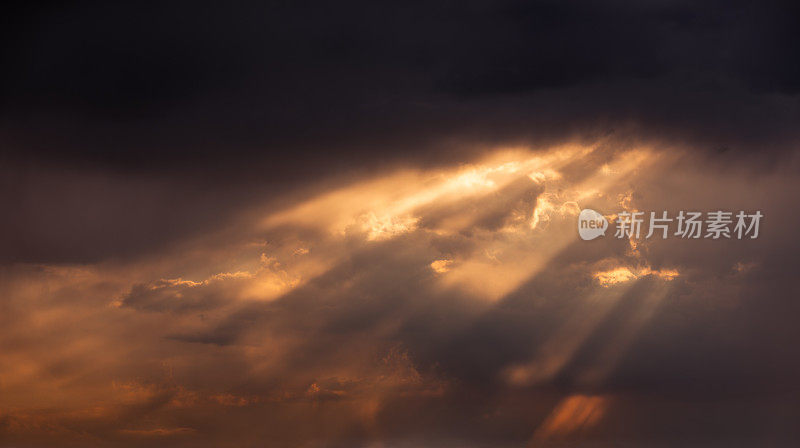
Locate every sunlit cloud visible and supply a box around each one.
[1,141,795,446]
[434,147,660,301]
[593,265,679,287]
[429,259,453,274]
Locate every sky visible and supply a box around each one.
[2,1,800,447]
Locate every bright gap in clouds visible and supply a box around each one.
[1,143,693,446]
[257,144,666,301]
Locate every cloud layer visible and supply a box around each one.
[2,144,799,446]
[3,2,800,446]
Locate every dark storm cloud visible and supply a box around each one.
[2,0,799,173]
[4,0,799,263]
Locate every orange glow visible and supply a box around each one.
[594,266,679,287]
[0,143,701,446]
[530,395,609,446]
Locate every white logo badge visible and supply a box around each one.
[578,209,608,240]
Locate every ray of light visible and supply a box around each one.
[503,281,638,386]
[437,148,658,301]
[577,280,673,386]
[528,394,609,447]
[260,145,590,237]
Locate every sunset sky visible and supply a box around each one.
[2,1,800,447]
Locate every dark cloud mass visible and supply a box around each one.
[2,0,799,169]
[1,1,800,447]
